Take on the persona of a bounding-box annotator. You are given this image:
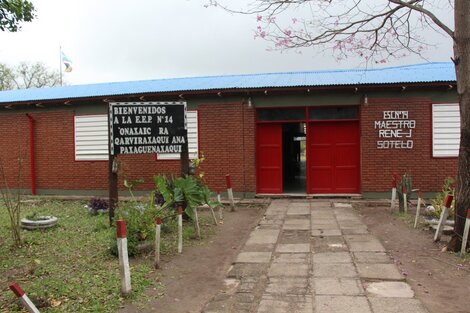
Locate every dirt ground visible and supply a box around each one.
[119,203,266,313]
[355,202,470,313]
[119,200,469,313]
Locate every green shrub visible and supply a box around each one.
[154,174,221,220]
[110,202,157,256]
[109,198,180,257]
[431,177,455,219]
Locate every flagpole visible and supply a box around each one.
[59,46,63,86]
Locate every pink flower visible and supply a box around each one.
[285,30,292,36]
[257,15,262,22]
[292,18,298,24]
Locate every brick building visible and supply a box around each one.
[0,62,459,198]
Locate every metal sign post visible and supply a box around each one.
[108,102,118,226]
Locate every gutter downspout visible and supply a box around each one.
[26,114,36,195]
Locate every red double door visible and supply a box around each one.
[256,121,360,194]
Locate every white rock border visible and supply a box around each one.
[20,216,58,230]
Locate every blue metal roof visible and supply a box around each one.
[0,62,455,104]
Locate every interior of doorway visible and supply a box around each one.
[282,122,306,193]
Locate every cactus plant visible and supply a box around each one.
[396,173,412,213]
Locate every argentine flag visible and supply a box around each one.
[61,51,73,73]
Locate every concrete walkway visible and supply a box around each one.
[202,199,429,313]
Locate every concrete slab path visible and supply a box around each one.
[202,199,429,313]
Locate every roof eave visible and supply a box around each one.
[0,80,457,107]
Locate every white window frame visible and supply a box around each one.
[432,103,460,157]
[74,114,109,161]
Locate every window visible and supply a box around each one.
[257,108,306,121]
[309,106,358,120]
[157,110,199,160]
[74,111,199,161]
[74,115,109,161]
[432,103,460,157]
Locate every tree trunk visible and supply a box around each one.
[448,0,470,252]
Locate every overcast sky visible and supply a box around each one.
[0,0,455,86]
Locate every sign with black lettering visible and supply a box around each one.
[109,102,187,155]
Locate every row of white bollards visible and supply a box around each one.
[392,181,470,257]
[8,177,236,310]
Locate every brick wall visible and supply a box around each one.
[0,113,30,189]
[361,98,458,192]
[0,97,457,195]
[198,102,256,193]
[0,111,183,192]
[0,103,257,194]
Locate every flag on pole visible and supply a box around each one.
[61,51,73,72]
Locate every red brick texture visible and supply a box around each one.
[0,104,257,194]
[0,113,30,189]
[0,98,457,195]
[361,98,457,192]
[0,111,182,192]
[198,102,256,193]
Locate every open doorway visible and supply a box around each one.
[282,123,306,193]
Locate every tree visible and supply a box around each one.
[0,155,25,247]
[0,63,15,90]
[0,62,61,90]
[0,0,35,32]
[211,0,469,252]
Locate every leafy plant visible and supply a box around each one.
[395,173,412,213]
[190,152,206,179]
[111,201,159,257]
[154,174,220,220]
[89,197,109,215]
[110,176,178,256]
[431,177,455,219]
[123,176,145,201]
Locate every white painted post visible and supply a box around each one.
[194,206,201,239]
[116,220,131,295]
[9,283,40,313]
[178,206,183,254]
[414,191,423,229]
[403,186,408,214]
[434,195,453,242]
[155,217,161,269]
[217,190,223,222]
[226,174,235,212]
[208,198,218,226]
[391,174,397,210]
[209,206,218,225]
[460,209,470,257]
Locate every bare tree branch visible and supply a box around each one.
[389,0,454,37]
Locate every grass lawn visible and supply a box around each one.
[0,199,212,312]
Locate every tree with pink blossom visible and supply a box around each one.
[208,0,470,253]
